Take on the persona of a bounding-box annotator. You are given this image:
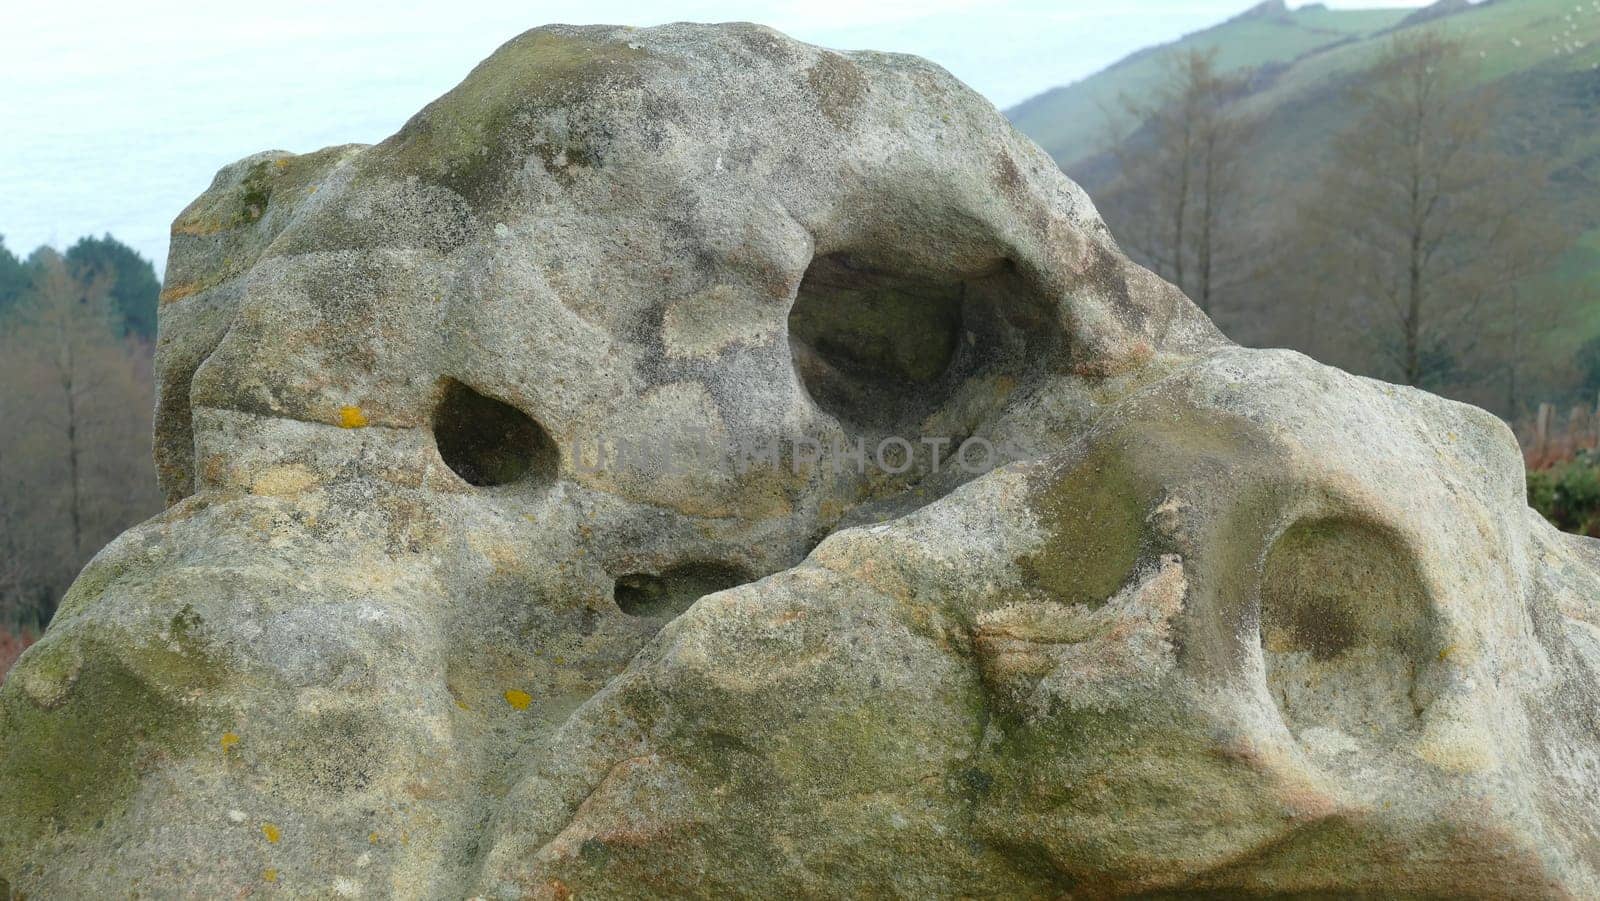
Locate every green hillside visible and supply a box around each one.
[1007,0,1412,168]
[1007,0,1600,407]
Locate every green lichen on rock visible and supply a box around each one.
[976,698,1286,891]
[237,159,274,224]
[376,27,651,204]
[169,145,353,242]
[1017,441,1147,609]
[0,634,214,846]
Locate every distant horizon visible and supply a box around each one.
[1,0,1431,270]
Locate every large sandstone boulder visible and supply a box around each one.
[4,22,1599,899]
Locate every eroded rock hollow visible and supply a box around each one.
[3,22,1599,899]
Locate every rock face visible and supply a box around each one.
[3,22,1600,899]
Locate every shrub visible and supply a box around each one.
[1529,454,1600,537]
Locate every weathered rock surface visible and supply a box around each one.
[3,22,1600,899]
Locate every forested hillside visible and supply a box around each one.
[1009,1,1413,169]
[0,234,162,639]
[1008,0,1600,420]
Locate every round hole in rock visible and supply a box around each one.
[787,254,964,431]
[787,252,1051,435]
[1259,518,1434,742]
[613,562,751,621]
[432,379,557,488]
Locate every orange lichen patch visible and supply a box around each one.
[339,406,369,429]
[504,689,533,710]
[263,868,278,882]
[369,832,380,844]
[159,281,204,304]
[220,731,241,751]
[263,822,281,844]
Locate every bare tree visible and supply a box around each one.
[1103,49,1256,316]
[29,254,118,560]
[0,350,35,609]
[0,252,161,626]
[1191,70,1255,318]
[1292,31,1563,392]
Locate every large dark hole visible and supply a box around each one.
[787,253,1049,434]
[788,254,963,431]
[432,379,557,488]
[613,562,751,620]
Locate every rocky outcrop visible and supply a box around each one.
[2,22,1598,899]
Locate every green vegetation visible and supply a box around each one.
[0,234,159,340]
[64,234,161,339]
[1529,454,1600,536]
[0,238,28,316]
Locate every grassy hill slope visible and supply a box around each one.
[1007,0,1412,168]
[1007,0,1600,404]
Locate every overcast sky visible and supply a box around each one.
[0,0,1430,268]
